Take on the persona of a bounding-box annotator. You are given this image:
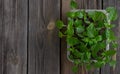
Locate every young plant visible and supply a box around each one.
[56,0,118,73]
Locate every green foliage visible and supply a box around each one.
[104,50,116,56]
[86,23,98,38]
[66,20,74,36]
[106,7,118,21]
[55,1,118,73]
[67,36,79,46]
[88,11,106,22]
[56,20,64,29]
[109,60,116,67]
[70,0,78,9]
[76,25,84,33]
[67,12,76,18]
[58,31,64,38]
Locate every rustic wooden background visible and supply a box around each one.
[0,0,120,74]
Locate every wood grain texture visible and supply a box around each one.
[61,0,102,74]
[0,0,28,74]
[0,0,3,74]
[115,1,120,74]
[28,0,60,74]
[114,3,120,72]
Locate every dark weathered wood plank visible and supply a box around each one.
[101,64,110,74]
[114,1,120,73]
[77,0,102,9]
[0,0,28,74]
[0,0,3,74]
[114,1,120,74]
[28,0,60,74]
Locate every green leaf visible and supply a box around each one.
[99,42,106,49]
[73,49,83,58]
[103,56,111,63]
[91,42,106,58]
[58,31,64,38]
[86,52,91,60]
[74,60,80,65]
[102,30,106,40]
[104,50,116,56]
[82,37,89,43]
[67,48,73,51]
[76,25,84,33]
[89,40,94,45]
[104,23,110,28]
[67,20,74,36]
[78,42,88,52]
[56,20,64,29]
[74,19,82,27]
[97,21,105,29]
[112,41,118,48]
[87,23,98,38]
[79,10,87,20]
[106,30,116,43]
[85,20,91,24]
[106,7,117,21]
[104,23,115,28]
[77,33,84,38]
[95,35,102,41]
[87,24,95,37]
[94,61,105,68]
[109,60,116,67]
[75,11,84,18]
[88,11,106,22]
[106,30,111,43]
[67,11,76,18]
[67,36,79,46]
[70,0,78,9]
[106,29,110,38]
[92,39,97,44]
[109,30,116,41]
